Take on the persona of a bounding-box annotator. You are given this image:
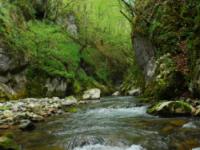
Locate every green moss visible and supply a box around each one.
[144,54,186,100]
[0,136,20,150]
[120,61,145,94]
[67,107,78,113]
[0,106,10,111]
[147,101,193,116]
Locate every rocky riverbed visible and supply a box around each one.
[0,88,102,131]
[0,96,81,130]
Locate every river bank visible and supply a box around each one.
[0,96,92,131]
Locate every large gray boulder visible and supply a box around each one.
[82,88,101,100]
[128,88,141,96]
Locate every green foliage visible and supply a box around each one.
[120,61,145,94]
[67,0,133,82]
[9,21,81,79]
[0,136,20,150]
[131,0,200,99]
[82,47,110,83]
[0,0,134,98]
[133,0,200,57]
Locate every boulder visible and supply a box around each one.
[61,96,77,106]
[128,88,141,96]
[82,88,101,100]
[147,101,195,116]
[112,91,120,96]
[65,96,77,102]
[182,122,197,129]
[19,119,35,131]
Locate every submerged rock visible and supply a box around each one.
[67,135,105,150]
[182,122,197,129]
[147,101,195,116]
[82,88,101,100]
[19,119,35,131]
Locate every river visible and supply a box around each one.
[9,96,200,150]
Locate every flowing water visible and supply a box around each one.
[8,97,200,150]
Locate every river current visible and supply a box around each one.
[11,96,200,150]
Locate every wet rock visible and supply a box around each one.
[30,114,44,122]
[182,122,197,129]
[0,136,20,150]
[147,101,195,116]
[112,91,120,96]
[19,119,35,131]
[128,88,141,96]
[82,88,101,100]
[67,135,105,150]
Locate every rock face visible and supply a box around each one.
[133,34,156,81]
[147,101,195,116]
[191,59,200,97]
[45,77,68,97]
[0,46,69,100]
[82,88,101,100]
[0,47,28,100]
[66,14,78,37]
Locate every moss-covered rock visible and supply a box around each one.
[147,101,195,116]
[0,136,20,150]
[144,54,186,99]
